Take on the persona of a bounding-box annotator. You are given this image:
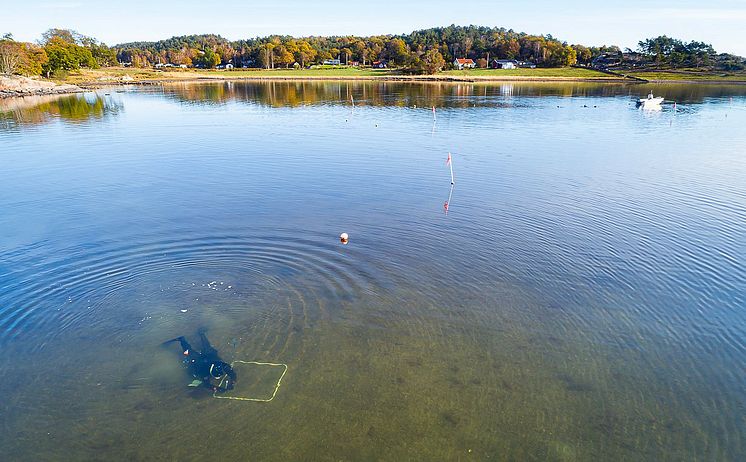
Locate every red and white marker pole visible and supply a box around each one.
[446,152,454,185]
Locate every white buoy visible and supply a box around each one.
[340,232,349,244]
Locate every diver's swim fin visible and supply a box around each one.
[162,336,192,353]
[161,336,185,346]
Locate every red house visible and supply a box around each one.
[453,58,476,70]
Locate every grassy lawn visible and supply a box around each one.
[442,67,613,78]
[61,65,746,85]
[53,67,191,84]
[56,67,398,84]
[195,67,396,78]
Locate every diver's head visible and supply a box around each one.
[209,362,235,391]
[210,362,227,378]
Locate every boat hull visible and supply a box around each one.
[637,97,664,107]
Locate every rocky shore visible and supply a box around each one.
[0,75,84,98]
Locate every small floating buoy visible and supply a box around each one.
[339,233,349,244]
[180,309,188,313]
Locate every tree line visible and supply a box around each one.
[115,26,583,71]
[0,29,117,77]
[636,36,744,70]
[1,25,744,78]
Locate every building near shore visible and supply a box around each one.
[491,59,517,69]
[454,58,476,69]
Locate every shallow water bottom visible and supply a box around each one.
[0,273,733,461]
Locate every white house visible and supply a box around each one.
[453,58,476,70]
[491,59,517,69]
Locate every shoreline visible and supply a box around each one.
[0,87,86,98]
[638,79,746,85]
[0,75,85,99]
[78,74,746,90]
[79,74,632,88]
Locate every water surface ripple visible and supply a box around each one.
[1,81,745,461]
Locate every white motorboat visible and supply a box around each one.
[637,92,664,108]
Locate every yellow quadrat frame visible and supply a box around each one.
[213,361,288,402]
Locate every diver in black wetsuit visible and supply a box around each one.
[163,330,236,392]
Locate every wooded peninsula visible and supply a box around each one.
[1,25,745,89]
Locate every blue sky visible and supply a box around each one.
[5,0,746,55]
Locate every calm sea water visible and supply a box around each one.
[1,81,745,461]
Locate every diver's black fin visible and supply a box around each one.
[161,336,186,346]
